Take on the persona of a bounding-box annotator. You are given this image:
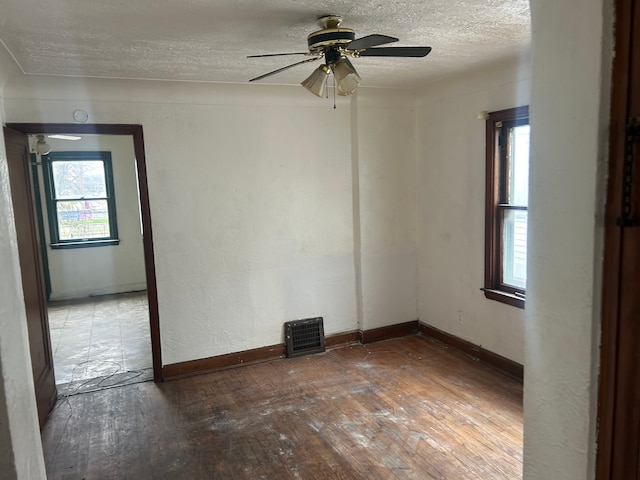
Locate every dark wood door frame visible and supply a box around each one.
[596,0,638,477]
[4,127,57,427]
[7,123,163,383]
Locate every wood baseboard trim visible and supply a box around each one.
[418,323,523,381]
[326,331,360,348]
[163,331,360,380]
[163,322,418,380]
[163,344,286,380]
[360,320,419,344]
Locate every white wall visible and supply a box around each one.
[355,89,418,330]
[3,76,422,366]
[524,0,612,478]
[3,77,363,365]
[0,47,47,479]
[36,135,146,299]
[415,55,531,364]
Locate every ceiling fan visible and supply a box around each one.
[32,134,82,155]
[248,15,432,97]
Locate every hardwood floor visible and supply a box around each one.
[42,335,523,479]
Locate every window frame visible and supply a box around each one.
[484,106,529,308]
[42,151,119,249]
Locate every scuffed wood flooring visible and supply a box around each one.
[42,335,523,479]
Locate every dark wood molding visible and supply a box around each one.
[360,320,419,344]
[164,322,419,380]
[418,322,523,381]
[132,127,163,382]
[163,321,523,384]
[4,127,58,427]
[163,331,361,380]
[596,0,634,476]
[6,123,145,135]
[163,344,287,380]
[484,106,529,308]
[325,330,360,347]
[5,123,163,383]
[485,111,499,293]
[482,289,524,309]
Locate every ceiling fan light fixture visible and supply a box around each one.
[332,58,361,96]
[301,64,331,97]
[248,15,432,102]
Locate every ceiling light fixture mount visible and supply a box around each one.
[248,15,432,99]
[317,14,343,29]
[34,134,52,155]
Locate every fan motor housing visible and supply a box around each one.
[307,28,355,53]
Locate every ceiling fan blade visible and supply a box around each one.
[249,56,321,82]
[247,53,310,58]
[359,46,432,58]
[346,34,399,50]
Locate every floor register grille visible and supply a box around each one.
[284,317,325,358]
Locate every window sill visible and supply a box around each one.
[50,239,120,249]
[482,288,525,309]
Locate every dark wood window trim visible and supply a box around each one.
[484,106,529,309]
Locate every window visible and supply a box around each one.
[484,106,529,308]
[43,151,119,248]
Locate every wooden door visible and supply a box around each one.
[3,128,57,428]
[597,0,640,477]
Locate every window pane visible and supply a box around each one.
[56,200,111,240]
[502,209,527,289]
[52,161,107,199]
[508,125,530,206]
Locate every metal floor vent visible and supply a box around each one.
[284,317,325,358]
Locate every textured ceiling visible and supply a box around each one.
[0,0,530,89]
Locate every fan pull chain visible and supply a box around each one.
[333,75,336,109]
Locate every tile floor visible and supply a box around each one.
[48,291,152,389]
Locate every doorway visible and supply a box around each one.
[30,133,154,393]
[7,123,162,391]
